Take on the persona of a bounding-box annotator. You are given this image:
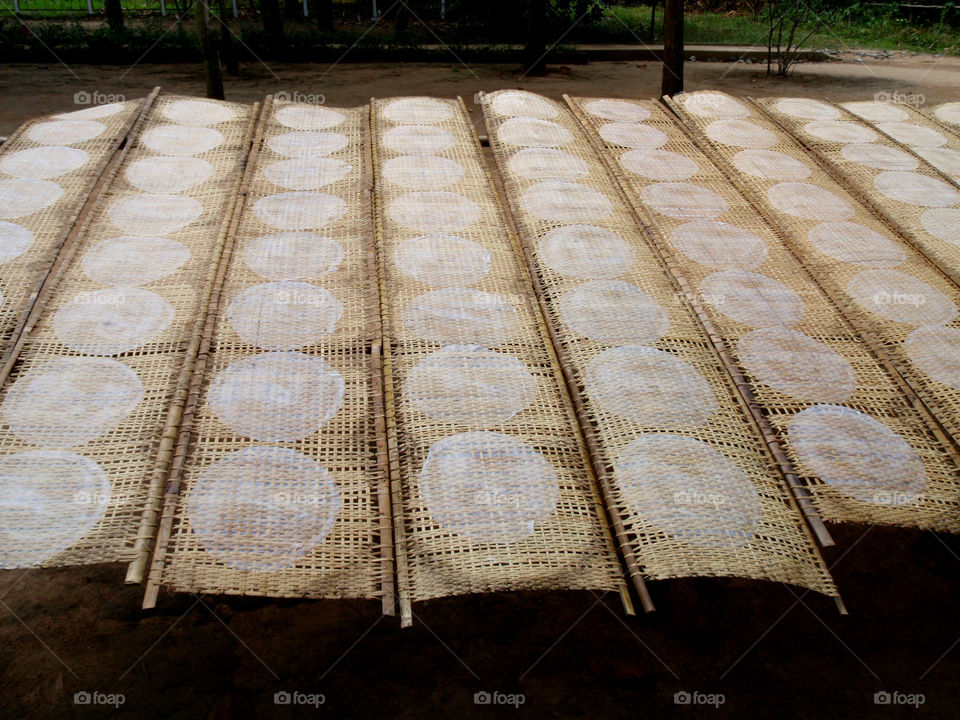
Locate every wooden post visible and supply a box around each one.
[648,1,656,42]
[661,0,684,97]
[105,0,123,27]
[218,0,239,75]
[196,0,225,99]
[261,0,286,50]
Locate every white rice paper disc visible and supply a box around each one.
[621,149,699,180]
[842,101,909,123]
[905,325,960,391]
[401,288,519,347]
[803,120,878,144]
[766,182,855,221]
[0,179,64,219]
[669,220,768,270]
[558,279,669,345]
[383,97,454,124]
[187,446,342,571]
[0,451,111,568]
[875,121,947,147]
[275,104,345,130]
[583,99,650,122]
[681,92,752,119]
[53,287,175,355]
[387,191,480,232]
[81,236,190,286]
[124,156,214,193]
[537,224,634,279]
[0,222,34,264]
[141,125,225,156]
[700,269,805,328]
[915,147,960,178]
[840,143,919,171]
[417,431,559,544]
[520,181,613,223]
[933,102,960,125]
[806,222,906,267]
[226,281,342,350]
[382,155,464,189]
[704,119,778,149]
[847,268,957,325]
[498,117,573,147]
[615,434,761,547]
[252,192,346,230]
[507,148,589,181]
[263,157,352,190]
[267,131,349,159]
[2,358,142,447]
[107,193,203,234]
[162,99,236,126]
[208,351,344,442]
[598,122,668,149]
[873,171,960,207]
[490,91,559,119]
[405,345,538,425]
[394,234,490,288]
[789,405,927,505]
[53,103,124,121]
[732,149,811,181]
[774,98,841,120]
[641,182,729,219]
[738,326,856,402]
[242,232,343,280]
[0,146,89,179]
[26,120,105,145]
[382,125,457,155]
[920,208,960,243]
[586,346,718,427]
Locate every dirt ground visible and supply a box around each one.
[1,54,959,719]
[1,52,959,135]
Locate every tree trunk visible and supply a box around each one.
[393,2,411,33]
[105,0,124,31]
[661,0,684,97]
[523,0,547,76]
[261,0,285,50]
[218,0,239,76]
[284,0,298,19]
[196,0,225,99]
[316,0,333,30]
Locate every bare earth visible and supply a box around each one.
[1,53,959,719]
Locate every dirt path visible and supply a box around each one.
[2,52,958,134]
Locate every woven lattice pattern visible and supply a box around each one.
[372,96,626,617]
[153,101,387,600]
[0,101,142,353]
[573,95,960,533]
[483,90,837,596]
[755,97,960,293]
[922,101,960,139]
[0,95,253,568]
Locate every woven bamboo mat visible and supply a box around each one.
[754,97,960,291]
[482,89,837,598]
[669,91,960,527]
[0,99,143,355]
[0,95,255,569]
[371,96,628,624]
[572,95,960,533]
[146,100,389,606]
